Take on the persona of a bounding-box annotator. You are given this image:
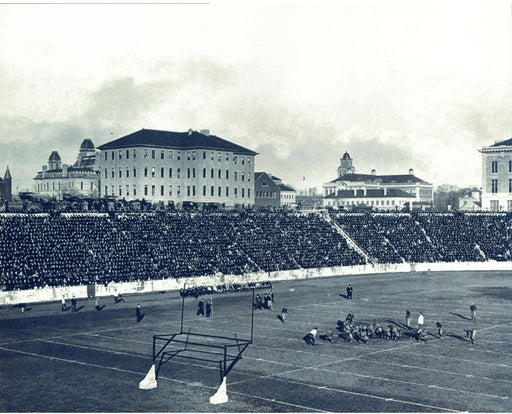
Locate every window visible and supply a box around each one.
[218,152,221,162]
[119,186,122,196]
[192,185,196,196]
[177,168,181,179]
[211,168,214,178]
[241,156,245,165]
[133,168,137,177]
[226,170,229,180]
[187,186,191,196]
[144,185,148,196]
[226,153,229,161]
[80,181,83,190]
[152,150,155,159]
[218,169,221,179]
[177,151,181,161]
[242,172,245,182]
[242,188,245,198]
[509,160,512,173]
[192,168,196,178]
[187,168,191,179]
[248,172,251,182]
[133,185,137,196]
[218,186,221,196]
[169,168,172,178]
[234,172,237,181]
[151,167,155,178]
[104,153,108,161]
[161,185,164,196]
[226,187,229,197]
[104,169,108,179]
[126,185,130,196]
[233,155,237,164]
[203,168,206,178]
[126,150,130,159]
[187,152,191,161]
[119,151,122,160]
[104,186,108,195]
[234,187,237,197]
[509,178,512,193]
[203,185,206,196]
[492,160,498,174]
[248,188,251,198]
[203,151,206,160]
[192,151,196,160]
[144,149,148,158]
[211,186,214,196]
[211,152,214,160]
[161,151,164,160]
[169,185,173,196]
[247,157,251,165]
[126,168,129,178]
[112,151,115,160]
[144,167,148,177]
[151,185,155,196]
[161,167,164,178]
[111,169,115,178]
[492,179,498,193]
[490,200,499,211]
[133,149,136,159]
[119,169,122,178]
[177,185,181,196]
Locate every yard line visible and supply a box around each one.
[0,344,328,413]
[232,373,462,413]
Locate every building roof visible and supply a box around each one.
[325,188,415,199]
[278,183,296,192]
[328,173,430,185]
[4,166,11,180]
[80,139,95,151]
[49,151,61,162]
[341,151,351,160]
[97,128,257,155]
[489,138,512,147]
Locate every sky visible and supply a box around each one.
[1,0,511,193]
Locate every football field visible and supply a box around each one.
[0,270,511,412]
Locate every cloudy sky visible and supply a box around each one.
[1,0,511,193]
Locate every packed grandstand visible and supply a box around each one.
[1,210,510,291]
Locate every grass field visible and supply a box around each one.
[0,270,511,412]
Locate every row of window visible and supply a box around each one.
[37,181,95,192]
[336,199,403,206]
[103,185,252,199]
[490,160,512,174]
[104,167,251,181]
[104,149,251,165]
[489,200,512,212]
[490,178,512,193]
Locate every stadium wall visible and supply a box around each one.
[1,261,512,306]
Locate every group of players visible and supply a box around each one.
[303,284,479,346]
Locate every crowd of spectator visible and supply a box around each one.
[0,211,510,291]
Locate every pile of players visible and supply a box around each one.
[335,313,402,344]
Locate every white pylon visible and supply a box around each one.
[139,364,157,390]
[210,376,228,404]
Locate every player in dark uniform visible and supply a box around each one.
[346,284,353,299]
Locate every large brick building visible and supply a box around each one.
[254,172,296,209]
[479,138,512,211]
[97,128,257,208]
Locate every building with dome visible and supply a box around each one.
[323,151,434,211]
[34,139,100,199]
[479,138,512,211]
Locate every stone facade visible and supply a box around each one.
[479,138,512,211]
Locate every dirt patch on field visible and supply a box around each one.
[471,286,512,301]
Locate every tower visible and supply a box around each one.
[1,166,12,202]
[337,151,355,177]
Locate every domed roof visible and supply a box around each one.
[80,139,95,151]
[342,151,352,160]
[49,151,61,162]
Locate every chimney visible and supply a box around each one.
[409,168,414,175]
[371,168,376,175]
[200,129,210,136]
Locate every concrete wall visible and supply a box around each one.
[1,261,511,306]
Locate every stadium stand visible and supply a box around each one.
[0,211,511,291]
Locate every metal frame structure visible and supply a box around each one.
[151,288,255,381]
